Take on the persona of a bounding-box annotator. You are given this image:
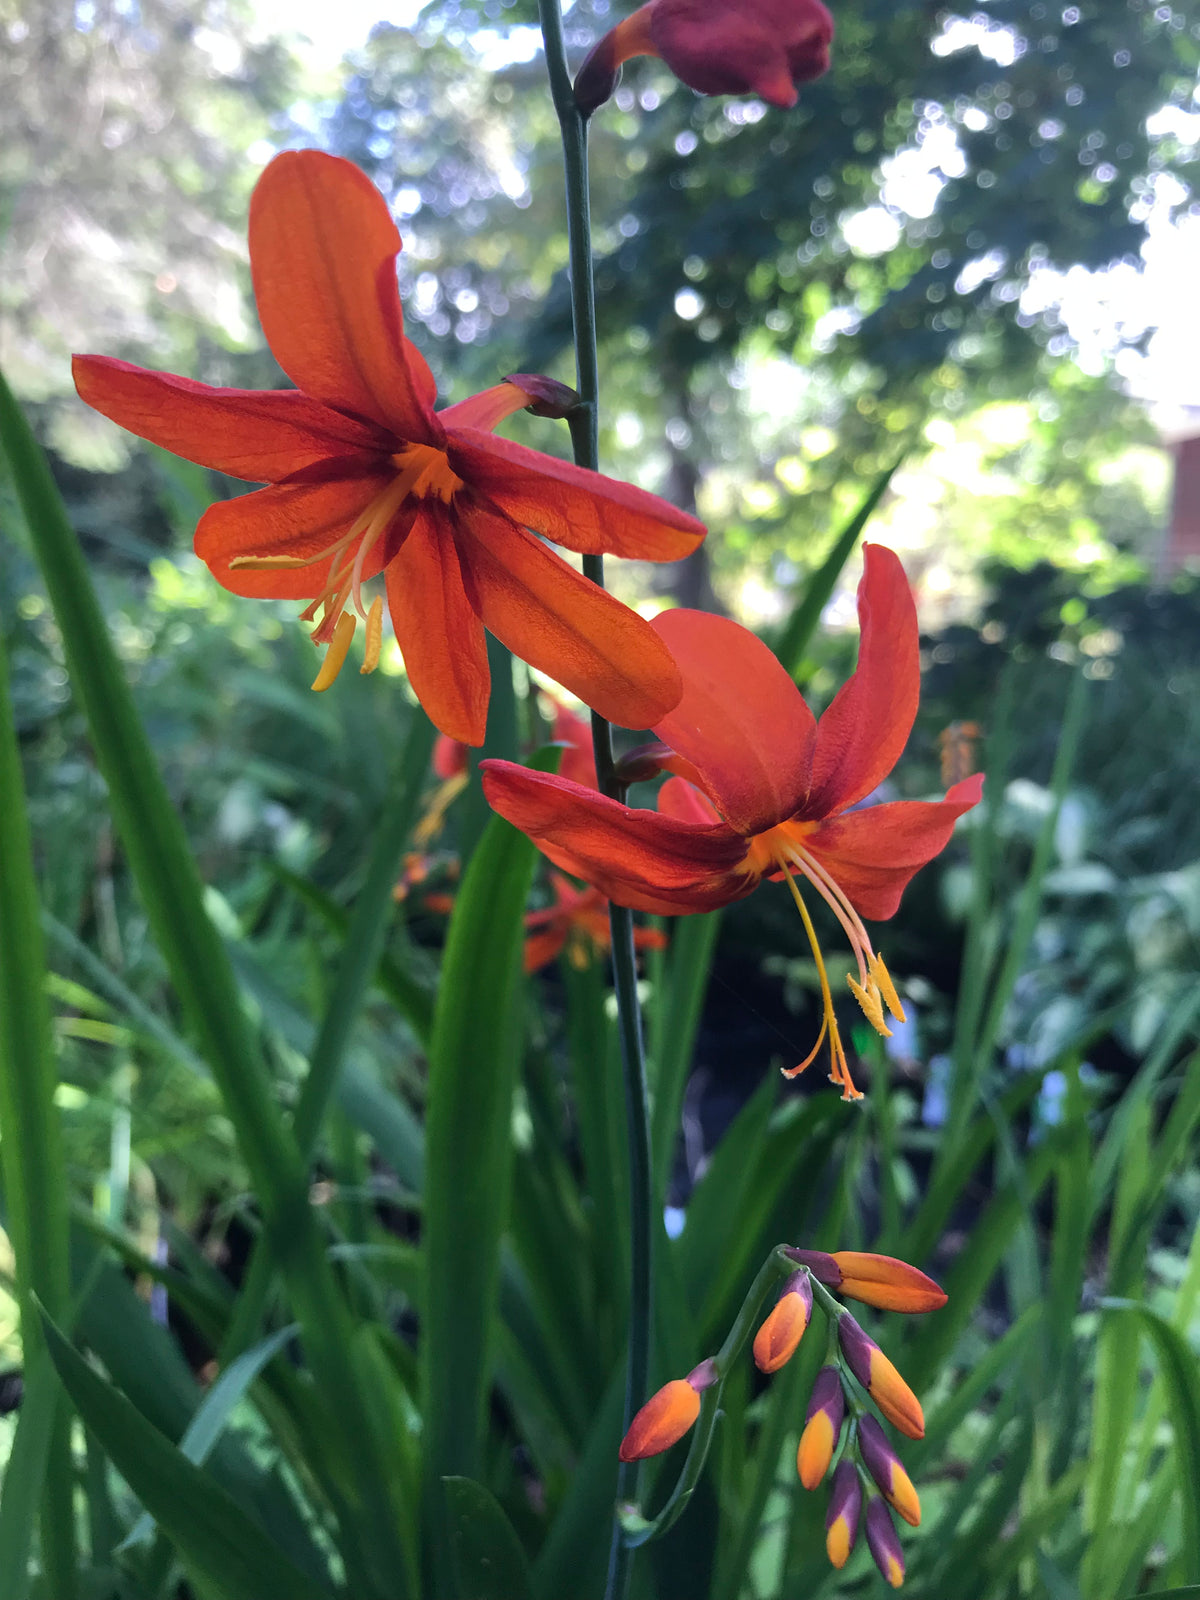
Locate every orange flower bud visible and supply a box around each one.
[837,1315,924,1440]
[753,1273,812,1373]
[618,1378,701,1461]
[824,1459,861,1569]
[858,1414,921,1527]
[797,1365,844,1489]
[830,1251,948,1314]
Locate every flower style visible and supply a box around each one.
[575,0,834,116]
[73,150,705,745]
[482,544,983,1099]
[523,872,667,972]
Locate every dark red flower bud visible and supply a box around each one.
[575,0,833,117]
[503,373,580,419]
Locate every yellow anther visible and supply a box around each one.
[870,954,906,1024]
[848,973,891,1037]
[311,611,357,692]
[361,595,384,675]
[229,554,312,570]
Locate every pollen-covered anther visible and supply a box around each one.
[361,594,384,675]
[311,610,357,692]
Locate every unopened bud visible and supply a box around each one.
[753,1273,812,1373]
[797,1365,844,1489]
[857,1414,920,1527]
[824,1459,861,1569]
[837,1314,924,1440]
[830,1251,947,1314]
[503,373,580,419]
[865,1496,906,1588]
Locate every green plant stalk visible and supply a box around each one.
[535,9,655,1598]
[619,1247,797,1548]
[0,367,412,1598]
[0,622,76,1600]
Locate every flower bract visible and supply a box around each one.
[73,150,705,744]
[482,544,982,1097]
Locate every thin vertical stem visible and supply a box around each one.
[536,8,654,1597]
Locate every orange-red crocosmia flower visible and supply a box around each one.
[482,544,983,1099]
[618,1378,701,1461]
[72,150,704,745]
[523,872,667,972]
[830,1251,948,1315]
[575,0,833,115]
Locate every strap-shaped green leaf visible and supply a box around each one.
[38,1303,338,1600]
[420,798,539,1569]
[444,1477,535,1600]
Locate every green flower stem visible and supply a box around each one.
[620,1247,797,1548]
[535,8,654,1597]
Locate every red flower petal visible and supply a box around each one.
[194,476,392,598]
[657,775,721,825]
[385,507,490,745]
[456,500,684,733]
[480,762,752,913]
[649,609,815,835]
[249,151,441,444]
[72,356,383,482]
[649,0,833,104]
[802,544,920,820]
[448,429,705,560]
[524,926,568,972]
[804,775,983,921]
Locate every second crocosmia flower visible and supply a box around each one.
[482,544,983,1099]
[575,0,834,115]
[523,872,667,972]
[73,150,705,745]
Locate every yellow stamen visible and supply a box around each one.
[847,973,891,1036]
[311,611,357,692]
[870,954,906,1024]
[229,554,312,570]
[778,864,862,1101]
[361,595,384,675]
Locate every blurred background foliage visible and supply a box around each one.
[3,0,1200,1595]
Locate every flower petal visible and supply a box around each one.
[657,775,721,825]
[385,507,490,745]
[524,926,568,972]
[480,762,752,913]
[805,776,983,921]
[447,430,705,560]
[249,150,441,444]
[72,356,383,482]
[802,544,920,820]
[195,476,392,598]
[455,499,684,732]
[649,609,815,835]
